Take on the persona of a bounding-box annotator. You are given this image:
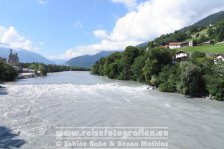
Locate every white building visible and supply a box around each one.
[214,55,224,64]
[169,42,189,49]
[175,51,189,60]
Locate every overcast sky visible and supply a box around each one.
[0,0,224,60]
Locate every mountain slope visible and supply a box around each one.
[180,11,224,32]
[194,11,224,26]
[136,42,148,48]
[0,48,54,64]
[67,51,116,68]
[136,11,224,48]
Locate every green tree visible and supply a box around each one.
[91,61,100,75]
[195,33,200,38]
[39,65,47,76]
[205,62,224,101]
[177,61,206,96]
[198,35,208,43]
[148,41,155,49]
[189,26,199,34]
[143,48,173,84]
[131,55,146,82]
[0,62,18,82]
[216,21,224,42]
[119,46,140,80]
[206,75,224,101]
[157,65,180,92]
[107,62,120,79]
[103,52,122,76]
[98,58,106,76]
[207,27,214,38]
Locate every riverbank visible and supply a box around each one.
[17,73,37,79]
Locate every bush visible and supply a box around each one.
[39,65,47,76]
[107,62,120,79]
[143,48,173,83]
[131,55,146,82]
[206,76,224,101]
[191,51,206,59]
[0,61,18,82]
[157,65,179,92]
[177,61,206,96]
[159,82,176,92]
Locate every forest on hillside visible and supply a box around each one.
[151,21,224,47]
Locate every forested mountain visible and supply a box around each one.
[67,51,117,68]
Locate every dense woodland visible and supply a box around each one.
[92,19,224,101]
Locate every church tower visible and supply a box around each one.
[8,49,20,66]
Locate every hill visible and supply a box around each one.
[180,11,224,32]
[144,11,224,47]
[66,51,116,68]
[136,42,148,48]
[0,47,54,64]
[194,11,224,26]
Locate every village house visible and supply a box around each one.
[169,42,188,49]
[214,54,224,64]
[169,41,194,49]
[175,51,189,60]
[216,41,224,45]
[160,45,169,49]
[203,40,215,45]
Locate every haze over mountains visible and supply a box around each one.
[0,47,54,64]
[66,51,117,68]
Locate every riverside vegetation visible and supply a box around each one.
[0,61,90,82]
[0,60,18,82]
[92,21,224,101]
[21,63,90,76]
[92,47,224,101]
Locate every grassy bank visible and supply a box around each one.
[181,44,224,53]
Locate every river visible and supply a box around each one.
[0,71,224,149]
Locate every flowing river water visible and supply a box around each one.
[0,71,224,149]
